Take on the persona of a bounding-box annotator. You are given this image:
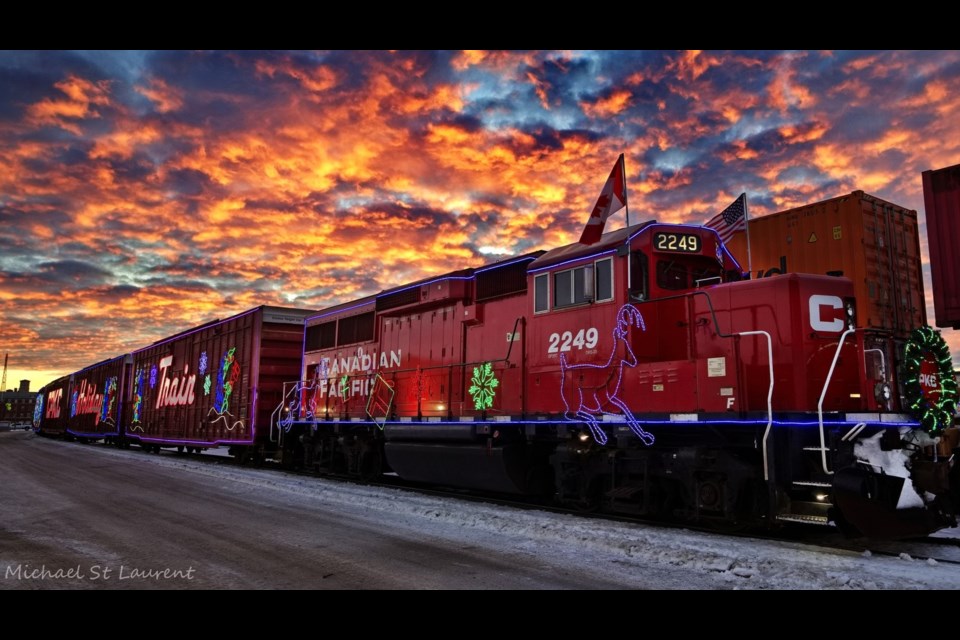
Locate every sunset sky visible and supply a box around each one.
[1,50,959,391]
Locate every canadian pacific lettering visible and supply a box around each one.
[311,348,401,398]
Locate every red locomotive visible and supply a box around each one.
[279,220,960,538]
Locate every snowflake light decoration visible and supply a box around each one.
[468,362,499,411]
[199,351,209,376]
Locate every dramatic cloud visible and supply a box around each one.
[1,50,959,390]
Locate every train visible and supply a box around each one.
[34,218,960,539]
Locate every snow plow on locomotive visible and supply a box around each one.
[276,220,960,539]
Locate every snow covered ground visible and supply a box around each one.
[8,434,957,590]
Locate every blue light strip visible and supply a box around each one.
[67,428,121,438]
[474,255,537,274]
[285,418,920,428]
[307,275,475,323]
[73,354,124,375]
[126,433,255,447]
[309,257,539,323]
[382,275,474,297]
[305,300,376,323]
[528,249,617,274]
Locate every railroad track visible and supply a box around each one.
[47,433,960,565]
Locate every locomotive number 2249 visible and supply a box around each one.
[547,328,599,353]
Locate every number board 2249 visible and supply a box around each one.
[653,232,700,253]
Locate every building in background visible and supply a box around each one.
[0,380,35,423]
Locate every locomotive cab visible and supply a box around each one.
[626,224,740,302]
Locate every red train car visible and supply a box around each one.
[922,164,960,329]
[35,374,70,437]
[65,355,131,441]
[128,305,312,456]
[279,220,958,537]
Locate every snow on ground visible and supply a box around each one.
[27,437,960,589]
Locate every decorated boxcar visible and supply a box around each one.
[34,374,71,437]
[63,355,131,442]
[126,305,312,458]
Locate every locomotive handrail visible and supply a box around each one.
[817,327,857,475]
[863,347,886,378]
[636,291,776,478]
[738,330,774,481]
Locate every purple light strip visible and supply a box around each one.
[67,428,121,438]
[305,300,376,323]
[133,306,261,353]
[528,249,617,274]
[126,433,255,447]
[300,315,309,378]
[286,418,920,428]
[307,275,476,323]
[73,354,124,375]
[382,275,474,297]
[474,255,537,274]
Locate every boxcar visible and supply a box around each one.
[127,305,312,457]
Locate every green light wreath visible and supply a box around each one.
[903,326,958,435]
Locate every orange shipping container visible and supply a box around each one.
[725,191,925,337]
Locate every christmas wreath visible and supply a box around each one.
[903,326,958,435]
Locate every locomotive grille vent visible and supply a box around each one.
[305,320,336,351]
[476,260,529,302]
[377,288,421,311]
[337,311,375,346]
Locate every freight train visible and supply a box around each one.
[34,220,959,539]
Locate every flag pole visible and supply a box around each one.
[743,192,753,278]
[622,153,632,292]
[621,153,629,229]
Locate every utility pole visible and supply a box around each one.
[1,353,7,419]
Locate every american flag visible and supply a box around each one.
[705,193,747,243]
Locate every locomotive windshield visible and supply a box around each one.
[657,257,723,290]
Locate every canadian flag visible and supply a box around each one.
[579,154,626,245]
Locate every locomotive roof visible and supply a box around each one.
[528,220,656,271]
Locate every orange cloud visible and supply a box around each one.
[581,90,632,118]
[135,77,184,113]
[26,75,112,133]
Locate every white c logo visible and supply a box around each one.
[809,294,844,332]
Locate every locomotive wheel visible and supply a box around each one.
[561,478,602,512]
[358,447,383,481]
